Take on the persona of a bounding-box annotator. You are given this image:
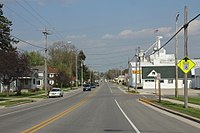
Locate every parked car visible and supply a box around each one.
[90,83,96,88]
[83,84,91,91]
[95,82,99,86]
[48,88,64,98]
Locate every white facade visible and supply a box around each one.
[192,67,200,88]
[128,36,192,89]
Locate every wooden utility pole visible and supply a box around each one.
[42,28,51,95]
[175,13,179,97]
[184,6,188,108]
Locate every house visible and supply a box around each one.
[17,68,38,90]
[34,66,45,90]
[48,67,58,86]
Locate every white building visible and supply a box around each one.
[128,36,193,89]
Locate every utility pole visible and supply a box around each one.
[138,47,141,86]
[135,48,138,91]
[76,51,78,88]
[81,61,84,86]
[184,6,188,108]
[175,13,179,98]
[42,28,51,96]
[127,57,130,91]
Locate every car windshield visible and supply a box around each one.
[83,84,90,87]
[51,89,60,92]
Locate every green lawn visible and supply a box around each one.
[168,96,200,105]
[0,99,34,107]
[151,100,200,119]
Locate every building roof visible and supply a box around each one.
[48,67,58,73]
[142,66,192,79]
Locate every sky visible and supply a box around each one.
[1,0,200,72]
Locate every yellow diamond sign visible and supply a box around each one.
[177,56,196,74]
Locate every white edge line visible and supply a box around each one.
[115,99,140,133]
[108,84,113,93]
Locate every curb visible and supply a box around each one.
[139,98,200,124]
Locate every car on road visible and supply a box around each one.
[48,88,64,98]
[90,83,96,88]
[95,82,99,86]
[83,84,91,91]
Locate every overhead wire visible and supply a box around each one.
[148,13,200,56]
[11,35,45,49]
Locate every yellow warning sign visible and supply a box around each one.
[177,56,196,74]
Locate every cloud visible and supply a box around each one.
[66,34,87,40]
[102,27,173,40]
[189,19,200,36]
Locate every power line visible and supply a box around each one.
[14,0,46,27]
[22,0,66,40]
[149,13,200,56]
[4,5,39,30]
[22,0,52,27]
[11,35,45,49]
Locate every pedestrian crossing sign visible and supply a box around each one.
[177,56,196,74]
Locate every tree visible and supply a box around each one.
[0,49,30,96]
[48,41,76,87]
[0,4,30,96]
[0,4,17,51]
[25,51,44,66]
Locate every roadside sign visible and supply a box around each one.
[177,56,196,74]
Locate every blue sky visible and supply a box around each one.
[1,0,200,72]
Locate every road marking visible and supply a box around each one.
[115,99,141,133]
[107,84,113,93]
[21,99,88,133]
[21,89,99,133]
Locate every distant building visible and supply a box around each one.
[128,36,194,89]
[48,67,58,86]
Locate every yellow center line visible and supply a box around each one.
[21,89,99,133]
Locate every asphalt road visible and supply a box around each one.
[0,82,199,133]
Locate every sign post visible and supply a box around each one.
[177,56,196,108]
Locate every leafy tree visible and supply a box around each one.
[48,41,76,87]
[0,4,30,96]
[0,4,18,51]
[25,51,44,66]
[0,49,30,96]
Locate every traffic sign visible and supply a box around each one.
[177,56,196,73]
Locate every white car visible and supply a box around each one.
[48,88,64,98]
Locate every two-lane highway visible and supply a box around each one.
[0,82,199,133]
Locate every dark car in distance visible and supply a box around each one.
[83,84,91,91]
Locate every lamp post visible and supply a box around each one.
[175,13,179,97]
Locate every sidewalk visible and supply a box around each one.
[136,88,200,109]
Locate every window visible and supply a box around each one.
[160,80,164,83]
[37,80,40,85]
[145,80,154,82]
[33,79,36,84]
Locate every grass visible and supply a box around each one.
[151,100,200,119]
[0,99,34,107]
[127,90,139,94]
[168,96,200,105]
[0,90,45,98]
